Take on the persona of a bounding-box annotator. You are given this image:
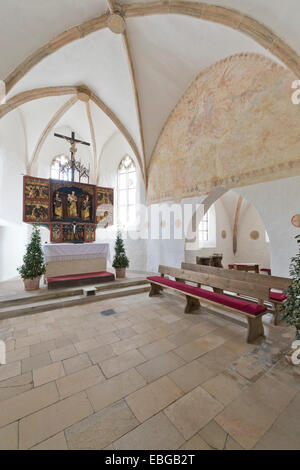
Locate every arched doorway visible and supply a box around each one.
[185,188,271,273]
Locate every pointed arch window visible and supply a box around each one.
[50,155,72,181]
[118,155,136,228]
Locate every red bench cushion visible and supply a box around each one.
[147,276,267,316]
[270,290,287,302]
[261,268,271,273]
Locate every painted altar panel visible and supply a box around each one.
[50,180,96,224]
[23,176,50,223]
[96,187,114,228]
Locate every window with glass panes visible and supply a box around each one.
[198,211,209,242]
[50,155,71,181]
[118,156,136,227]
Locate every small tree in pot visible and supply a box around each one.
[282,234,300,340]
[18,225,46,291]
[112,231,129,278]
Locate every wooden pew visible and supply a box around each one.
[147,265,270,343]
[181,262,291,325]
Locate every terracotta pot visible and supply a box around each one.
[115,267,126,279]
[24,277,41,291]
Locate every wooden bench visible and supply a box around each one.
[181,262,291,325]
[147,265,270,343]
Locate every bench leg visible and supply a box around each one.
[273,304,281,326]
[246,316,265,343]
[184,296,200,314]
[149,283,162,297]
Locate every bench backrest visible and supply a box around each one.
[158,265,270,301]
[181,262,291,291]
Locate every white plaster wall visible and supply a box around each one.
[235,176,300,277]
[146,178,299,277]
[0,110,28,281]
[96,132,147,272]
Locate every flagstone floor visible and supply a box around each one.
[0,291,299,450]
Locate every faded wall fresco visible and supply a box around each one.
[147,54,300,204]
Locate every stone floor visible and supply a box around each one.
[0,291,299,450]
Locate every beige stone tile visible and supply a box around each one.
[50,344,77,362]
[30,340,56,356]
[87,368,146,412]
[101,349,146,378]
[266,358,300,391]
[15,335,41,349]
[202,370,248,406]
[33,362,65,387]
[180,434,212,450]
[65,400,138,450]
[223,337,256,356]
[164,386,223,439]
[115,327,136,340]
[136,352,185,383]
[74,338,100,354]
[168,328,203,347]
[169,360,217,393]
[113,412,184,450]
[0,381,59,428]
[31,432,68,450]
[56,365,105,399]
[234,356,265,382]
[225,436,244,450]
[126,376,183,422]
[63,353,92,375]
[19,392,93,449]
[138,338,176,360]
[6,346,30,363]
[111,333,152,356]
[0,361,21,382]
[199,420,227,450]
[174,340,206,362]
[0,381,33,402]
[0,371,32,389]
[22,352,51,373]
[88,344,115,364]
[197,345,238,374]
[214,379,292,450]
[94,331,120,345]
[132,321,153,334]
[0,422,18,450]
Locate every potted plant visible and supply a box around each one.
[18,225,46,291]
[282,234,300,340]
[112,231,129,278]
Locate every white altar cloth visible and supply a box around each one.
[43,243,110,263]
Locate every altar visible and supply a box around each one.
[43,242,111,282]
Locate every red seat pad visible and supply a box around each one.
[47,271,113,282]
[261,268,271,273]
[147,276,266,316]
[270,290,287,302]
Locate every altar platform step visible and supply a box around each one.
[47,271,115,289]
[0,279,150,320]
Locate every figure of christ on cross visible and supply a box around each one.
[54,131,91,182]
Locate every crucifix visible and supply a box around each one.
[54,131,90,182]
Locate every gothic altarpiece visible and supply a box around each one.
[23,176,114,243]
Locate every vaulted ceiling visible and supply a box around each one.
[0,0,299,183]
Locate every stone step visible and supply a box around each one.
[0,278,149,308]
[0,283,150,321]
